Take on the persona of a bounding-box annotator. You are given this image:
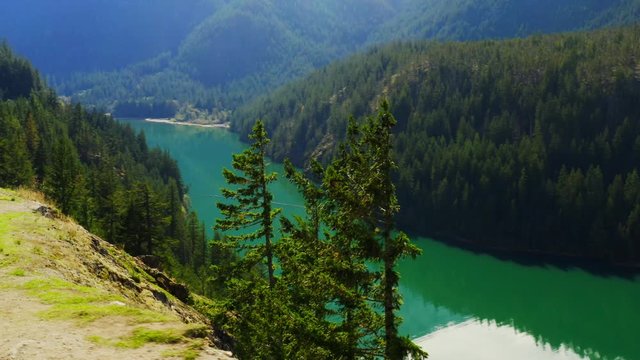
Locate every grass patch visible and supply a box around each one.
[0,188,16,201]
[89,327,184,349]
[15,187,48,205]
[0,214,22,268]
[0,255,18,268]
[23,278,123,305]
[40,303,171,324]
[0,213,22,249]
[182,324,210,339]
[22,278,172,324]
[87,335,111,346]
[89,326,208,359]
[0,211,54,268]
[117,327,182,348]
[9,268,25,276]
[121,259,154,284]
[163,339,206,360]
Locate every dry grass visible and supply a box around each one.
[15,187,49,205]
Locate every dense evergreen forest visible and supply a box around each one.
[232,26,640,264]
[0,43,213,291]
[5,0,637,118]
[371,0,640,43]
[0,43,429,358]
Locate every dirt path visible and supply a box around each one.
[0,288,232,360]
[0,289,143,360]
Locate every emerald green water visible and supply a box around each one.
[121,119,640,360]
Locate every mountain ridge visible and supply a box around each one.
[4,0,637,116]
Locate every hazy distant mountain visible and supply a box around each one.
[2,0,638,115]
[0,0,217,76]
[176,0,395,87]
[52,0,398,113]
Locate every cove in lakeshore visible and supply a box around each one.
[120,118,640,360]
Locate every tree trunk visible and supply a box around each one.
[384,229,400,360]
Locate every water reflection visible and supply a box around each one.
[398,239,640,360]
[414,320,585,359]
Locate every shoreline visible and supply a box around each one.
[405,231,640,278]
[144,118,230,129]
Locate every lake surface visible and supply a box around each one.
[121,119,640,360]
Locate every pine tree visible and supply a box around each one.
[0,107,33,187]
[93,158,123,244]
[185,211,200,265]
[215,120,281,286]
[46,137,81,214]
[363,101,425,359]
[122,182,168,255]
[310,102,426,359]
[278,159,341,359]
[166,178,185,241]
[136,181,167,255]
[321,116,385,359]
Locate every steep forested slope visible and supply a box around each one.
[33,0,640,117]
[231,26,640,263]
[371,0,640,43]
[0,43,212,287]
[177,0,393,87]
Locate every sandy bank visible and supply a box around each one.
[145,118,230,129]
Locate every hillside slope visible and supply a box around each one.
[0,42,218,299]
[371,0,640,43]
[231,26,640,264]
[0,188,234,360]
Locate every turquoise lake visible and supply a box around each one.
[121,119,640,360]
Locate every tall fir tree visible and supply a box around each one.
[0,107,33,187]
[363,101,425,359]
[215,120,281,286]
[46,137,81,214]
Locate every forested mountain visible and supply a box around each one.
[3,0,637,117]
[0,43,213,290]
[231,26,640,264]
[53,0,396,115]
[370,0,640,43]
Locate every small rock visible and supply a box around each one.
[33,206,60,219]
[137,255,163,270]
